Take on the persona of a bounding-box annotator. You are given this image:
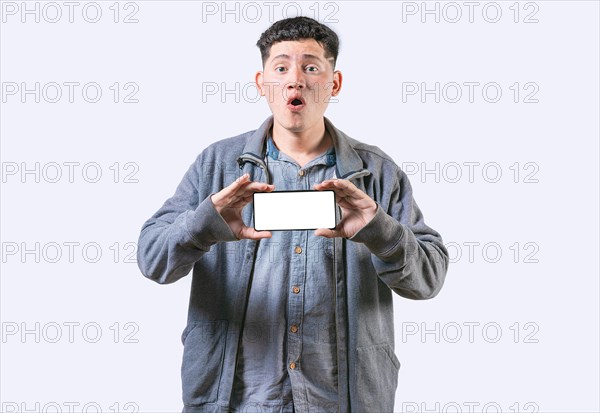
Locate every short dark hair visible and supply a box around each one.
[256,16,340,69]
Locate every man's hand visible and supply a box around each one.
[313,179,377,238]
[210,173,275,240]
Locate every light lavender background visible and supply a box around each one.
[1,1,598,412]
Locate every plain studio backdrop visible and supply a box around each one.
[1,1,599,412]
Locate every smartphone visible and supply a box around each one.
[253,190,336,231]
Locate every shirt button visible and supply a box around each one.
[289,361,297,370]
[294,246,302,254]
[298,170,305,177]
[290,324,299,333]
[292,286,301,294]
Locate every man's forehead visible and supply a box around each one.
[267,40,329,61]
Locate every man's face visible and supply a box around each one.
[256,39,342,135]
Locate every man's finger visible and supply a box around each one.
[315,180,376,211]
[314,227,341,238]
[315,179,362,199]
[313,181,349,203]
[239,226,272,240]
[229,194,253,208]
[237,181,275,197]
[228,173,251,192]
[213,174,251,206]
[214,176,274,209]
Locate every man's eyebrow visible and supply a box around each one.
[271,54,328,62]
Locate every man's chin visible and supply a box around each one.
[275,112,320,133]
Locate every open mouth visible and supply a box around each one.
[287,96,305,111]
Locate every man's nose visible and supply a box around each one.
[286,68,305,89]
[287,81,304,89]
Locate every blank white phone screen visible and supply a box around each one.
[253,190,336,231]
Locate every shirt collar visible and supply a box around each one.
[238,116,369,180]
[265,133,336,167]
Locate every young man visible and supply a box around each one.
[138,16,448,413]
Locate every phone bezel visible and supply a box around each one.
[252,189,337,231]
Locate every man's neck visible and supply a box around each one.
[271,120,332,167]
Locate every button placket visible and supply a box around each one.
[287,230,306,380]
[252,140,339,408]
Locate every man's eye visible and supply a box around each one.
[275,67,286,73]
[306,66,319,72]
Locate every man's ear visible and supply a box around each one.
[255,71,265,96]
[331,70,343,97]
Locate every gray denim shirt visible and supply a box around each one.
[137,116,449,413]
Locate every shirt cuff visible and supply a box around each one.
[185,195,239,247]
[348,204,406,257]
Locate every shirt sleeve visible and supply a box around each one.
[348,168,449,299]
[136,155,238,284]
